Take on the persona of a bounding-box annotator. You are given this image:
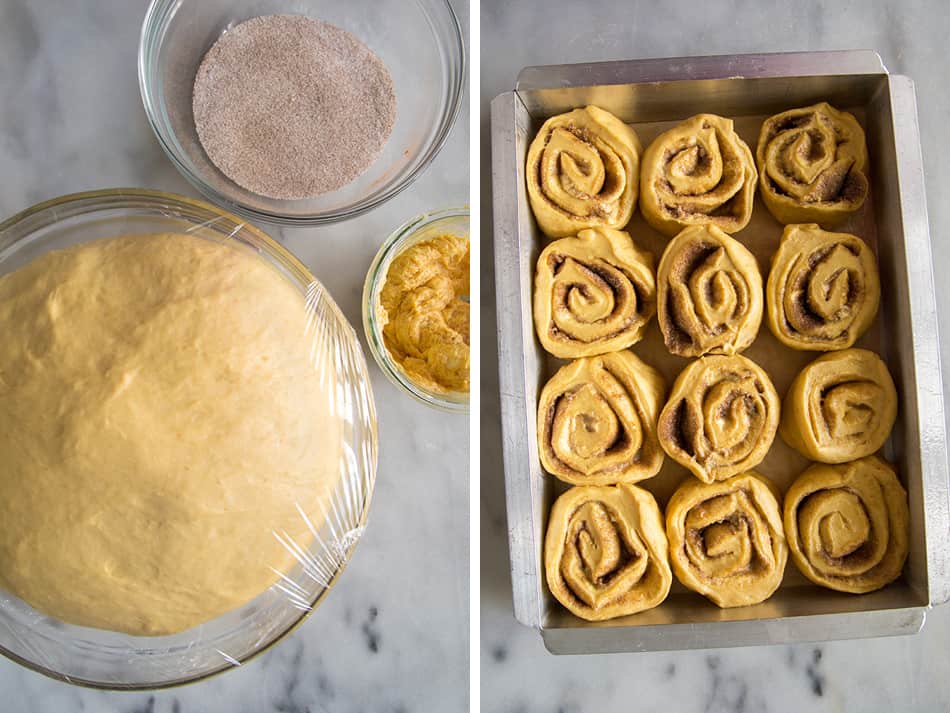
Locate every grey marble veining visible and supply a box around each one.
[0,0,469,711]
[480,1,950,711]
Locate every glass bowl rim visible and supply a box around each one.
[0,187,379,690]
[362,205,470,414]
[137,0,467,226]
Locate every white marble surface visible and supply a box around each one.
[480,1,950,711]
[0,0,469,710]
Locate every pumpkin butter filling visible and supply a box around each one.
[379,233,470,394]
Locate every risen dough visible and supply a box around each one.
[0,233,341,636]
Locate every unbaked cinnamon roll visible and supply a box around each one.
[640,114,757,237]
[545,484,672,620]
[767,223,880,351]
[666,472,787,608]
[657,355,779,483]
[534,227,656,358]
[784,456,908,594]
[526,106,641,238]
[538,351,665,486]
[780,349,897,463]
[757,103,869,226]
[657,224,763,357]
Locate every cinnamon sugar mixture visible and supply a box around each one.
[193,15,397,200]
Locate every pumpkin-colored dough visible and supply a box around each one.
[640,114,757,237]
[756,103,869,227]
[545,484,672,620]
[784,456,908,594]
[0,233,341,635]
[537,351,665,486]
[526,106,642,238]
[657,224,763,357]
[766,223,880,351]
[533,227,656,358]
[780,348,897,463]
[657,354,780,483]
[666,472,787,608]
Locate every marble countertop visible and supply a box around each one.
[480,1,950,711]
[0,0,469,711]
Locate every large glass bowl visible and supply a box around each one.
[138,0,465,225]
[0,189,378,688]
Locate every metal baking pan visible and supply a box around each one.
[491,50,950,653]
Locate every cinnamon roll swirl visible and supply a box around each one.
[780,349,897,463]
[526,106,641,238]
[657,355,780,483]
[784,456,908,594]
[766,223,879,351]
[657,224,763,357]
[756,103,869,226]
[640,114,757,237]
[538,351,665,486]
[666,472,787,607]
[545,484,672,620]
[534,227,656,358]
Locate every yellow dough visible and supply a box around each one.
[756,103,869,227]
[526,106,642,238]
[545,484,672,620]
[639,114,757,237]
[0,233,342,636]
[666,472,787,608]
[537,351,665,486]
[780,348,897,463]
[657,354,779,483]
[533,227,656,358]
[657,224,763,357]
[784,456,908,594]
[766,223,880,351]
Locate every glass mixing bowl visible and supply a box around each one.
[363,207,470,413]
[0,189,378,688]
[139,0,465,225]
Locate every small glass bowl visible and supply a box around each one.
[138,0,465,225]
[363,207,470,414]
[0,189,378,689]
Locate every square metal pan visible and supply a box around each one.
[491,50,950,654]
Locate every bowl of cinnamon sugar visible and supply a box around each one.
[139,0,465,225]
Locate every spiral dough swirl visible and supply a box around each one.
[780,348,897,463]
[657,354,779,483]
[640,114,757,237]
[756,103,869,226]
[658,224,763,357]
[545,484,672,620]
[666,472,787,608]
[784,456,908,594]
[534,227,656,358]
[767,223,880,351]
[526,105,642,238]
[538,351,665,486]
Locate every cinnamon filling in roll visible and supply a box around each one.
[766,224,879,351]
[534,227,656,358]
[657,355,779,483]
[546,255,644,342]
[756,103,869,226]
[537,351,665,486]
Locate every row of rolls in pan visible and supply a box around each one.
[526,102,868,239]
[534,221,880,360]
[546,455,908,620]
